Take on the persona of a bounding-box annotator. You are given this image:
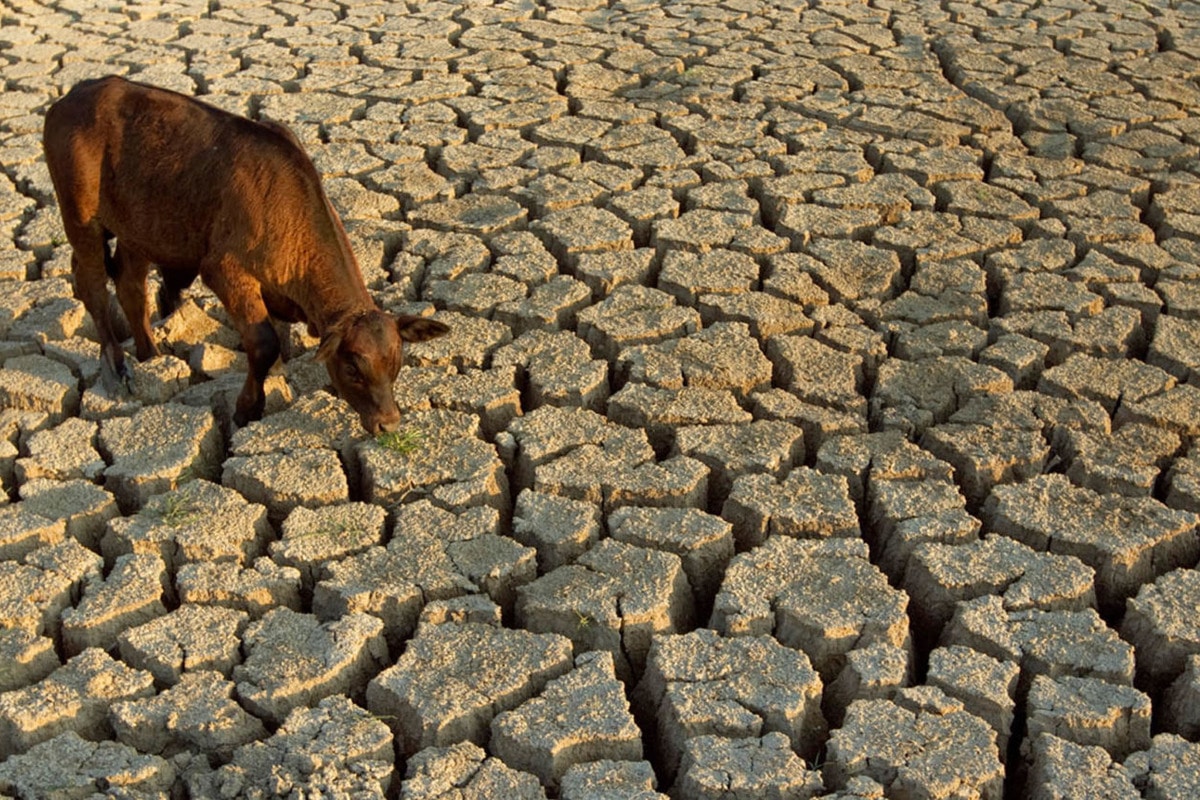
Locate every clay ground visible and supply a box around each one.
[1,0,1199,797]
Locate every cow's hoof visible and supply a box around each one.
[232,401,264,429]
[100,358,135,398]
[115,360,136,395]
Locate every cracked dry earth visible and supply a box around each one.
[2,0,1200,797]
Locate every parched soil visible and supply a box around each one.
[1,0,1199,798]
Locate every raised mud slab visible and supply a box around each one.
[2,0,1200,797]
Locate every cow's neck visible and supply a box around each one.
[295,199,377,338]
[304,271,376,339]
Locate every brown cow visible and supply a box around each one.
[42,75,448,433]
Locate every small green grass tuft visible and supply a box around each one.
[158,486,200,527]
[291,520,357,541]
[375,428,424,455]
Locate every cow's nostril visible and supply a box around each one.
[377,417,400,434]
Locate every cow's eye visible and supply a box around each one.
[345,363,365,383]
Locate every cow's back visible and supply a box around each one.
[44,76,312,272]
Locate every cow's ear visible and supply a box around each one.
[397,315,450,343]
[315,330,342,362]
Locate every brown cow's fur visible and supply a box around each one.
[42,75,448,433]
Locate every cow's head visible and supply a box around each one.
[317,311,449,435]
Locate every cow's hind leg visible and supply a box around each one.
[68,227,131,389]
[157,265,198,318]
[203,262,280,426]
[112,243,158,362]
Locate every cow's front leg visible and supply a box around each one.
[233,319,281,426]
[203,264,279,427]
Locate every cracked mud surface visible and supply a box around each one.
[1,0,1200,798]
